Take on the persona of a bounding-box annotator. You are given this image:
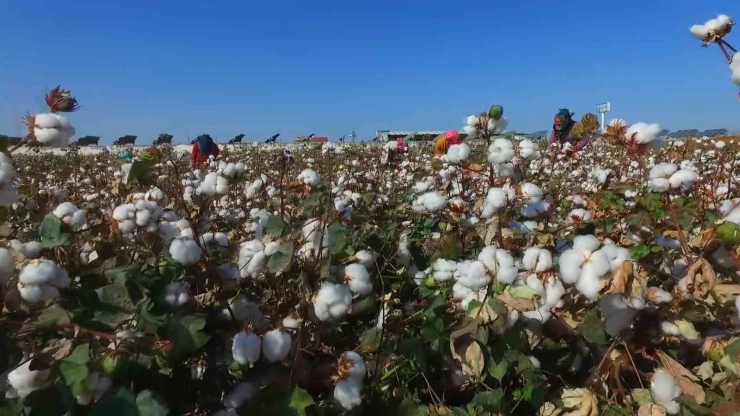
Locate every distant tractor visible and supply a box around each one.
[153,134,174,145]
[265,133,280,144]
[228,134,245,144]
[73,136,101,147]
[113,135,137,146]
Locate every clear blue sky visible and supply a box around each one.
[0,0,737,143]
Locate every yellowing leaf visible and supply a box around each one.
[560,388,598,416]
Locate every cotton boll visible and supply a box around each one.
[446,143,471,164]
[466,115,481,127]
[519,139,540,159]
[164,282,189,307]
[488,116,508,134]
[223,382,258,409]
[487,138,515,164]
[668,169,697,189]
[135,209,151,227]
[651,368,681,414]
[261,329,291,362]
[119,219,136,234]
[569,208,592,223]
[340,351,367,380]
[297,169,320,186]
[169,237,202,265]
[354,250,375,269]
[481,187,508,218]
[522,247,553,272]
[344,263,373,295]
[626,122,660,144]
[197,172,229,196]
[454,260,490,290]
[573,235,601,251]
[313,282,353,321]
[432,258,457,282]
[648,178,671,193]
[232,331,262,367]
[412,191,447,213]
[691,24,710,40]
[334,377,362,410]
[521,182,543,203]
[52,202,87,230]
[7,360,52,398]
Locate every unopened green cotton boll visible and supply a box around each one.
[488,105,504,120]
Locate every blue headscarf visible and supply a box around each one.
[196,134,215,155]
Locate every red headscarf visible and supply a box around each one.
[445,130,462,145]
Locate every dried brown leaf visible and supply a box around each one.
[608,261,633,294]
[498,290,538,312]
[685,258,716,300]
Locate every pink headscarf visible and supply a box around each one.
[396,138,408,153]
[445,130,462,145]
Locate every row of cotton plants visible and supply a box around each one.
[0,89,739,415]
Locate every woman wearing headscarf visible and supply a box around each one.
[433,130,463,157]
[549,109,598,153]
[191,134,220,165]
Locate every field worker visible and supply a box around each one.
[396,137,408,155]
[191,134,220,165]
[549,109,596,153]
[434,130,462,157]
[119,150,133,161]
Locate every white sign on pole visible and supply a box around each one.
[596,102,610,133]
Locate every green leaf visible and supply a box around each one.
[136,390,170,416]
[302,192,321,216]
[717,222,740,245]
[90,387,139,416]
[436,235,459,261]
[725,339,740,357]
[397,338,428,370]
[266,215,286,237]
[577,310,607,344]
[328,223,347,254]
[602,405,630,416]
[96,284,135,310]
[629,244,651,260]
[36,304,72,326]
[39,214,72,248]
[487,357,509,381]
[508,285,538,300]
[360,327,383,353]
[165,315,211,352]
[268,242,293,273]
[471,389,505,412]
[398,395,429,416]
[60,344,90,386]
[677,396,713,415]
[270,387,315,416]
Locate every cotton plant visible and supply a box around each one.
[647,163,697,192]
[17,259,71,303]
[298,169,320,186]
[559,235,631,300]
[464,105,507,137]
[237,239,280,278]
[487,138,515,164]
[52,202,87,231]
[333,351,366,410]
[23,86,79,148]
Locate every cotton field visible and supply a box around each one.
[1,108,740,415]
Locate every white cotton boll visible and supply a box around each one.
[487,138,515,164]
[313,282,353,321]
[660,321,680,336]
[691,24,710,40]
[432,258,457,282]
[334,377,362,410]
[668,169,697,189]
[19,259,69,287]
[113,204,135,221]
[519,139,539,159]
[599,243,631,271]
[244,179,263,200]
[283,316,301,330]
[232,331,262,367]
[523,247,553,272]
[262,329,291,362]
[118,219,136,234]
[446,143,471,164]
[576,269,604,300]
[569,208,592,222]
[528,356,541,369]
[345,263,372,295]
[626,122,660,144]
[52,202,87,230]
[135,209,151,227]
[481,188,508,218]
[649,163,678,179]
[573,235,601,251]
[7,360,52,398]
[0,155,15,184]
[521,182,543,203]
[488,117,508,134]
[414,181,431,193]
[412,191,447,213]
[223,382,257,409]
[648,178,671,193]
[298,169,320,186]
[164,282,189,307]
[455,260,490,290]
[355,250,375,269]
[197,172,229,196]
[264,241,280,256]
[466,115,481,127]
[341,351,367,380]
[651,368,681,414]
[559,249,585,284]
[18,283,58,303]
[246,251,268,277]
[169,237,202,265]
[494,249,518,283]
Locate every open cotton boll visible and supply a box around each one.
[521,183,543,203]
[626,122,660,144]
[223,382,258,409]
[478,246,518,284]
[412,191,447,213]
[232,330,262,367]
[487,138,515,164]
[466,115,481,127]
[169,237,202,265]
[446,143,471,164]
[454,260,490,290]
[164,282,190,307]
[200,232,229,248]
[339,351,367,380]
[52,202,87,230]
[488,116,508,134]
[33,113,75,147]
[313,282,353,321]
[298,169,320,186]
[244,179,264,200]
[522,247,553,272]
[481,187,508,218]
[651,368,681,414]
[599,243,631,271]
[519,139,539,159]
[18,259,70,288]
[569,208,592,222]
[668,169,697,189]
[691,24,711,40]
[354,250,376,269]
[261,329,291,362]
[432,258,457,282]
[7,359,52,398]
[196,172,229,196]
[334,377,362,410]
[344,263,373,295]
